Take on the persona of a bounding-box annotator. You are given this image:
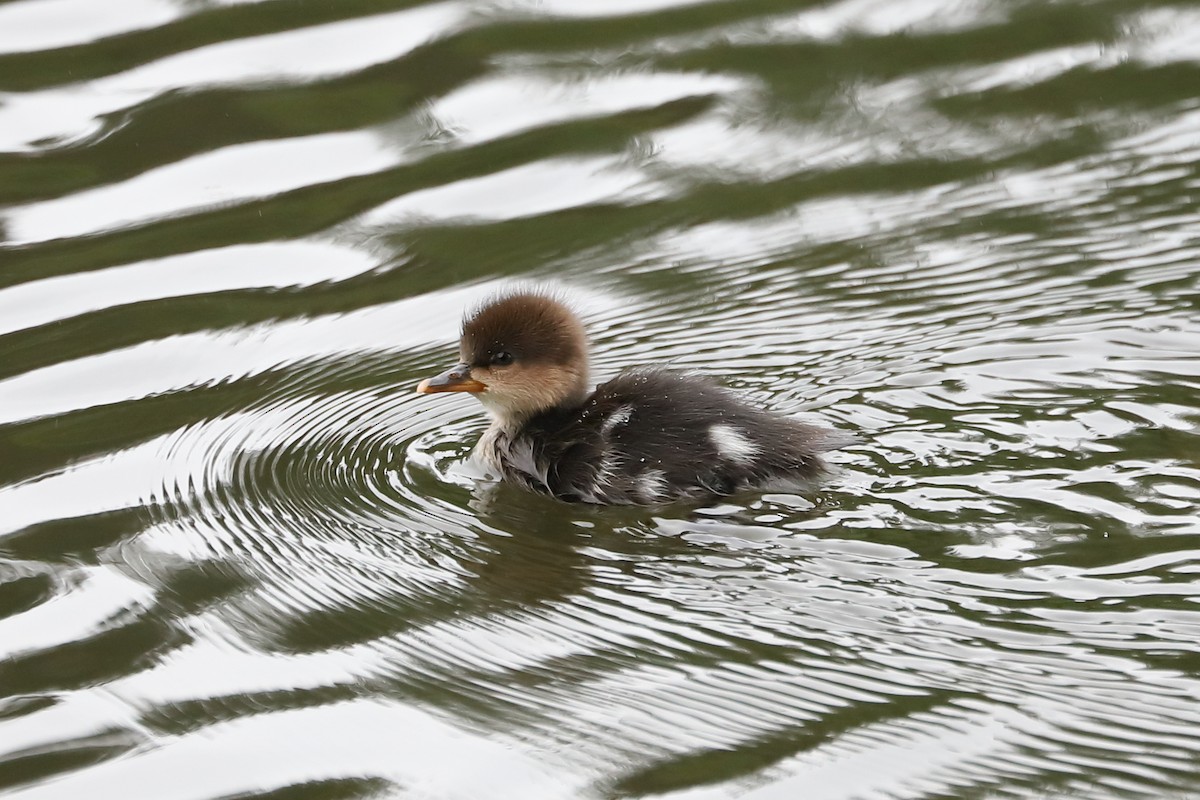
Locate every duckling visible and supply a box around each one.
[417,291,844,505]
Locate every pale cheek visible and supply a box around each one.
[522,382,570,408]
[491,377,556,406]
[479,369,567,410]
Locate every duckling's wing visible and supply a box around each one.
[582,368,838,502]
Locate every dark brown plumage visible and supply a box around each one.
[417,291,845,505]
[462,293,586,372]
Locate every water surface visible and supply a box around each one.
[2,0,1200,798]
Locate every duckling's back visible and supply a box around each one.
[512,368,842,505]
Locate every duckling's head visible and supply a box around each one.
[417,291,590,425]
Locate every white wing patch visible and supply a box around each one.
[601,404,634,437]
[709,423,758,465]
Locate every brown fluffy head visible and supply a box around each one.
[459,291,589,423]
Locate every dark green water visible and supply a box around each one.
[2,1,1200,798]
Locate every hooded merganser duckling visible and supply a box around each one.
[416,291,843,505]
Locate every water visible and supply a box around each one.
[2,1,1199,798]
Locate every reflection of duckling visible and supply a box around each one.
[418,291,845,505]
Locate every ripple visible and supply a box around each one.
[4,0,1200,797]
[358,155,668,228]
[0,0,182,55]
[2,699,574,800]
[0,567,154,661]
[0,241,381,335]
[0,3,467,151]
[4,134,403,244]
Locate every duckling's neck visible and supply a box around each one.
[477,366,590,431]
[481,406,531,434]
[479,390,586,433]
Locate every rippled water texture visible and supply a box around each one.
[3,0,1200,798]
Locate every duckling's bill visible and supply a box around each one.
[416,363,487,394]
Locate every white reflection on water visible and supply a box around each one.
[0,280,620,427]
[4,699,575,800]
[0,242,379,333]
[0,440,166,536]
[359,156,665,227]
[0,0,181,55]
[430,71,745,145]
[0,3,467,151]
[0,286,462,426]
[1124,7,1200,64]
[659,703,1049,800]
[4,132,402,243]
[0,567,153,658]
[769,0,1007,40]
[512,0,721,19]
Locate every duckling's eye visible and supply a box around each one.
[490,350,514,367]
